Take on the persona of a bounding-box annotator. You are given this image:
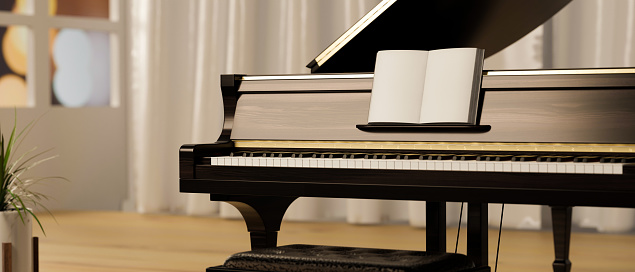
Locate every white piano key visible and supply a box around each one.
[231,157,239,166]
[332,159,340,168]
[219,157,228,165]
[485,162,495,172]
[417,161,426,170]
[584,164,594,174]
[566,163,576,174]
[340,159,348,168]
[521,163,530,173]
[614,164,623,174]
[387,160,395,169]
[451,161,461,171]
[575,163,585,174]
[511,162,521,172]
[379,160,388,169]
[556,163,566,173]
[443,161,452,171]
[281,158,288,167]
[303,158,312,168]
[538,163,548,173]
[363,160,371,169]
[593,164,603,174]
[325,159,333,168]
[547,163,558,173]
[310,159,318,168]
[460,162,469,171]
[503,162,512,172]
[529,163,539,173]
[354,159,364,169]
[244,157,252,166]
[435,161,445,171]
[317,158,325,168]
[395,160,403,170]
[348,160,357,169]
[267,158,274,167]
[210,157,218,165]
[371,160,379,169]
[477,162,486,172]
[468,162,477,171]
[603,164,613,174]
[400,160,410,170]
[273,158,281,167]
[260,158,268,167]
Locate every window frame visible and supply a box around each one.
[0,0,124,108]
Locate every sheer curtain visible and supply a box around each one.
[127,0,635,233]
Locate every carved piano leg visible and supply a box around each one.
[551,206,572,272]
[426,201,447,252]
[211,195,297,249]
[468,203,488,269]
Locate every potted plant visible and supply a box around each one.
[1,113,58,272]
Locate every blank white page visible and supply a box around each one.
[419,48,481,124]
[368,50,428,123]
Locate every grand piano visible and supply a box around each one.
[180,1,635,271]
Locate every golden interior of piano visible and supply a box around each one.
[234,140,635,153]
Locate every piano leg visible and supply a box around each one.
[211,195,297,249]
[426,201,447,252]
[468,203,489,269]
[551,206,572,272]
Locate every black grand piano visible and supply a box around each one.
[180,1,635,271]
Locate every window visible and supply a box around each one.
[0,0,123,108]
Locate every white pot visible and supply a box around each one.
[0,210,32,272]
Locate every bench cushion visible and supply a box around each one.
[223,244,475,272]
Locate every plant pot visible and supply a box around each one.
[0,210,32,272]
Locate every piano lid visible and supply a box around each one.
[307,0,571,74]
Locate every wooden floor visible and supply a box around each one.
[31,211,635,272]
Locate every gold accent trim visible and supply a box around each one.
[242,74,374,81]
[234,140,635,153]
[314,0,397,66]
[485,68,635,76]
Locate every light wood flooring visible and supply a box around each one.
[31,211,635,272]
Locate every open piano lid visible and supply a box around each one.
[307,0,571,73]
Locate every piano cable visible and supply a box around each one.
[454,202,465,254]
[454,202,505,271]
[495,203,505,272]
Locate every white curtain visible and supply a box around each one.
[127,0,635,233]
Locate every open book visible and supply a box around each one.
[367,48,485,125]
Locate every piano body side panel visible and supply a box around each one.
[230,89,635,144]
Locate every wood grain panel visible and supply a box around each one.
[231,89,635,144]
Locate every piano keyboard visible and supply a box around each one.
[208,153,632,175]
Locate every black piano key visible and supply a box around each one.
[453,154,478,161]
[294,153,314,158]
[573,156,600,163]
[329,153,346,159]
[603,157,635,163]
[512,155,537,162]
[478,155,513,161]
[277,152,294,158]
[346,153,366,159]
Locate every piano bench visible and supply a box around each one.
[207,244,477,272]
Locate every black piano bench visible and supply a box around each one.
[206,244,479,272]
